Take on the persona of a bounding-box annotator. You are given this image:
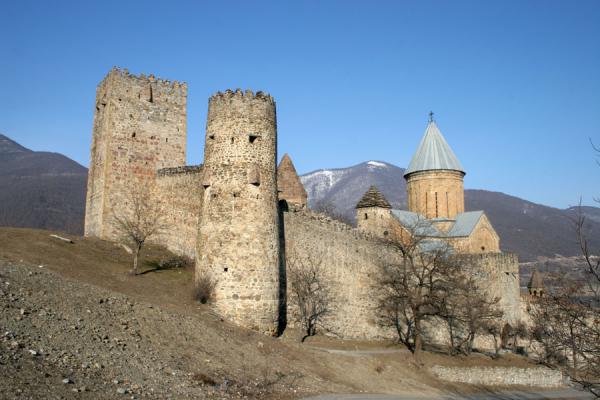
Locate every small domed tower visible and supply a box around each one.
[197,89,280,335]
[404,114,465,220]
[528,268,545,297]
[356,186,392,238]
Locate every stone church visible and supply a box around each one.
[85,67,520,338]
[356,117,501,255]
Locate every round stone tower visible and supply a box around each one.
[197,89,280,335]
[405,117,465,220]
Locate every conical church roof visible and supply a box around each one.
[356,186,391,209]
[404,120,464,177]
[528,268,545,289]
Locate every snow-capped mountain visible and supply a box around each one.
[301,160,408,216]
[299,160,600,262]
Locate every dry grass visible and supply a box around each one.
[0,227,545,398]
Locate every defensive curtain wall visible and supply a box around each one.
[154,166,204,258]
[282,205,520,342]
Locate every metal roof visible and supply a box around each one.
[391,210,444,237]
[391,209,484,238]
[404,121,465,176]
[446,211,484,237]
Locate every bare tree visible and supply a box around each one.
[375,223,462,357]
[439,273,504,355]
[111,183,166,275]
[286,247,333,342]
[530,185,600,396]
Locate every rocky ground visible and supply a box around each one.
[0,228,561,400]
[0,261,306,399]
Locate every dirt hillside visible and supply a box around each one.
[0,228,537,399]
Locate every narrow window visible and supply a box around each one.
[364,213,368,220]
[148,85,153,103]
[446,192,449,218]
[425,192,428,216]
[131,132,136,138]
[231,137,234,144]
[224,267,228,272]
[248,164,260,186]
[249,134,258,143]
[435,192,439,218]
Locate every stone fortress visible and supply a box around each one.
[85,67,521,339]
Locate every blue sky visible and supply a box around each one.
[1,1,599,209]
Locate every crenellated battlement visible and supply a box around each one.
[209,88,274,104]
[104,66,188,89]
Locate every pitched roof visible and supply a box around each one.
[404,121,465,176]
[356,186,392,209]
[390,209,486,238]
[528,268,545,289]
[446,211,484,237]
[390,210,443,236]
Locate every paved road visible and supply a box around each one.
[303,388,594,400]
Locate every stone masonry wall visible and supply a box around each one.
[85,68,187,241]
[197,89,280,335]
[406,170,465,220]
[283,207,399,339]
[284,208,521,340]
[463,252,521,325]
[153,166,204,258]
[430,366,565,388]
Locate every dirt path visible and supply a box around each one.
[303,389,594,400]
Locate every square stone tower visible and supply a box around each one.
[84,67,187,240]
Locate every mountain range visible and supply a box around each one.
[300,160,600,262]
[0,134,87,234]
[1,133,598,263]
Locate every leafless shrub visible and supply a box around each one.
[194,272,217,304]
[192,372,217,386]
[286,247,333,342]
[312,200,354,226]
[157,255,194,270]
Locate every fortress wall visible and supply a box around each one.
[283,208,521,342]
[461,252,521,324]
[153,166,204,258]
[283,208,397,339]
